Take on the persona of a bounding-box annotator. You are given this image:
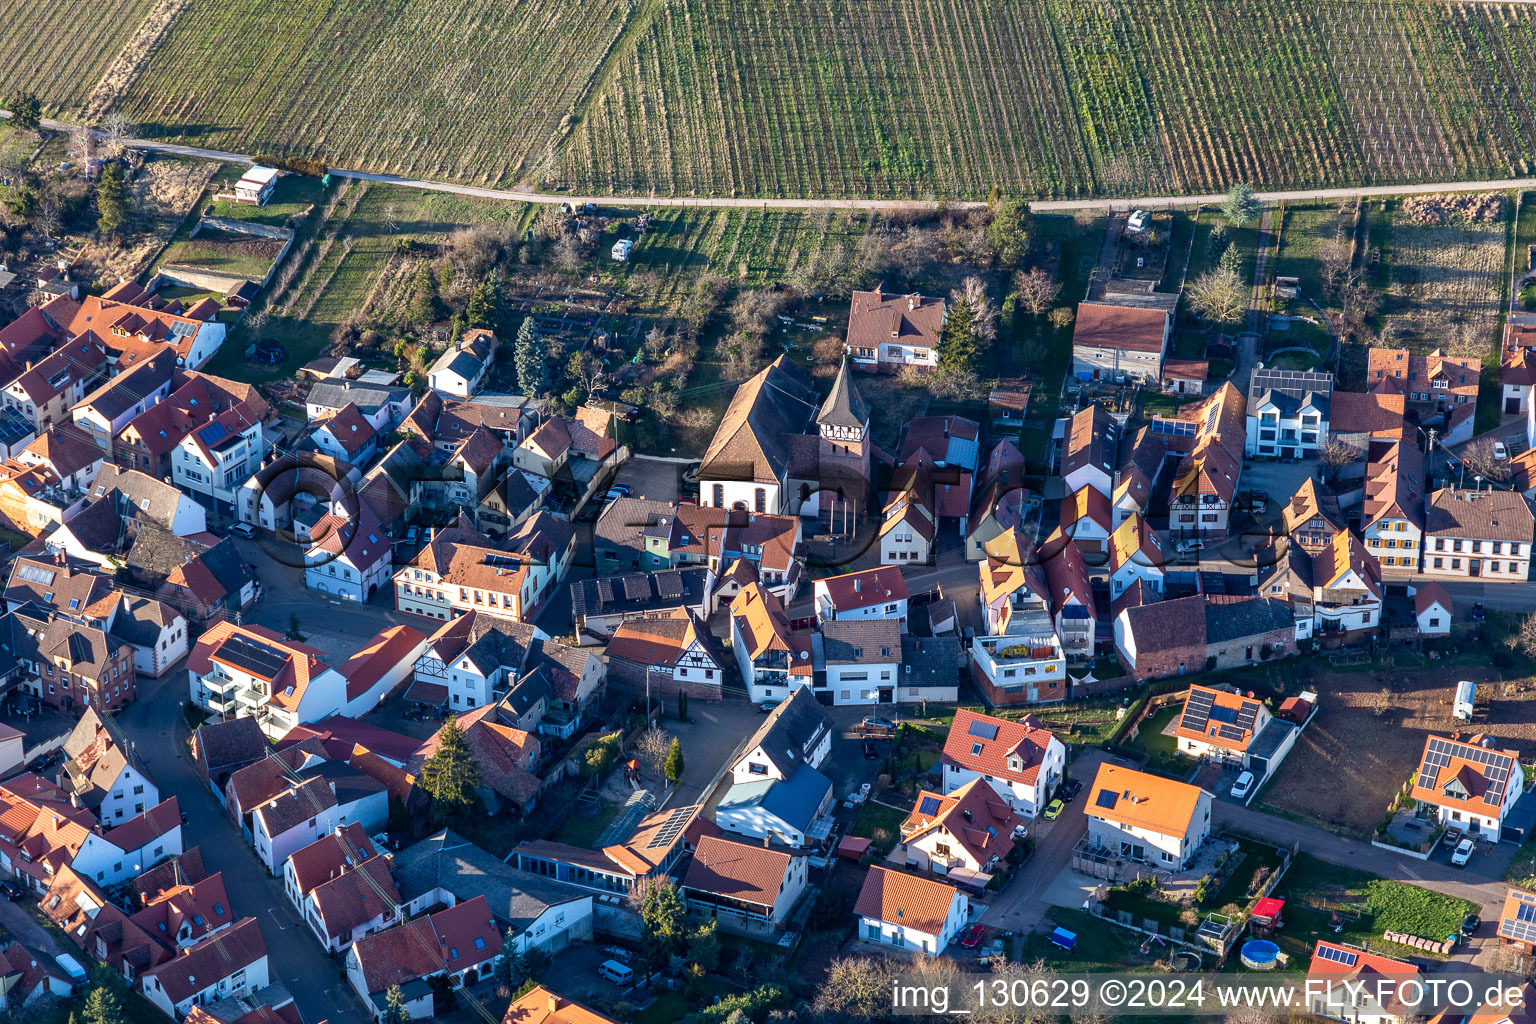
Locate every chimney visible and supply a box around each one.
[907,295,916,311]
[548,994,560,1014]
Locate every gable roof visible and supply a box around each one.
[391,830,589,932]
[682,835,796,908]
[1085,763,1207,839]
[502,987,619,1024]
[337,624,426,703]
[816,566,909,612]
[193,717,268,776]
[1283,478,1344,536]
[854,865,962,936]
[1415,581,1453,615]
[606,610,726,671]
[699,356,817,485]
[1060,404,1119,481]
[1072,302,1169,354]
[1363,440,1424,530]
[738,687,831,778]
[942,709,1058,787]
[1173,685,1266,752]
[286,823,379,897]
[142,917,268,1004]
[901,778,1020,866]
[350,895,503,997]
[1426,488,1536,543]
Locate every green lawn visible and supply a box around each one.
[1277,854,1473,960]
[1273,203,1352,301]
[1124,705,1189,769]
[209,171,327,228]
[1140,392,1184,419]
[1506,837,1536,890]
[850,800,908,840]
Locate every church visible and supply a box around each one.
[698,356,872,527]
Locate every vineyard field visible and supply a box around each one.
[0,0,156,113]
[12,1,1536,199]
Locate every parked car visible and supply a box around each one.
[757,701,780,714]
[227,521,256,539]
[1472,603,1486,622]
[1452,838,1476,867]
[861,715,896,731]
[862,740,881,760]
[682,461,702,484]
[1176,539,1205,557]
[1494,441,1509,460]
[1012,824,1029,841]
[604,486,630,502]
[1059,779,1082,802]
[1230,771,1256,800]
[0,880,23,901]
[959,924,987,949]
[1043,799,1064,821]
[1462,912,1481,937]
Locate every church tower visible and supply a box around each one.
[817,359,871,470]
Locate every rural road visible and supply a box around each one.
[14,111,1536,214]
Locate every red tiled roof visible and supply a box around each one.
[142,917,268,1004]
[286,823,378,896]
[941,709,1059,787]
[338,624,426,702]
[683,835,794,908]
[1072,302,1169,354]
[854,865,961,936]
[817,567,909,612]
[101,797,180,852]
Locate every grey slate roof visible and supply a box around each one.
[308,381,409,419]
[1203,594,1295,645]
[819,619,901,664]
[569,567,711,620]
[90,465,188,530]
[595,497,673,562]
[817,361,869,430]
[738,687,830,780]
[899,635,965,689]
[391,829,588,931]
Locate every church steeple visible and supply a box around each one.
[817,359,869,439]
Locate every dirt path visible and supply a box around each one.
[14,110,1536,215]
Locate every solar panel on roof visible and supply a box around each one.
[645,805,695,850]
[968,721,999,741]
[1096,790,1118,810]
[214,634,289,678]
[198,422,229,445]
[1149,419,1197,438]
[1518,901,1536,924]
[1234,703,1258,731]
[1180,690,1214,734]
[1209,704,1238,725]
[1315,945,1358,967]
[918,796,941,816]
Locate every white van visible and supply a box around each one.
[228,521,256,539]
[598,959,634,985]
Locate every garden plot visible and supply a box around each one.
[1377,194,1509,354]
[71,157,217,290]
[159,227,286,283]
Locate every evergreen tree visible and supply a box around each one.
[639,880,687,964]
[514,318,546,396]
[96,163,130,238]
[664,737,684,784]
[382,985,410,1024]
[1221,182,1262,225]
[80,985,124,1024]
[937,298,980,375]
[420,718,479,816]
[8,92,40,135]
[986,197,1032,267]
[466,282,495,327]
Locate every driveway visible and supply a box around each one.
[980,747,1122,934]
[116,665,371,1024]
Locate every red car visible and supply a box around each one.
[958,924,986,949]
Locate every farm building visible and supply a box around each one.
[233,166,279,205]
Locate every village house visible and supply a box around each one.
[513,803,701,895]
[853,865,970,954]
[1260,531,1382,640]
[1070,302,1170,384]
[72,797,184,886]
[307,403,379,466]
[1057,403,1118,499]
[570,567,712,642]
[813,566,908,625]
[1415,582,1453,636]
[346,896,503,1021]
[59,707,158,823]
[303,854,401,953]
[1369,347,1479,446]
[128,869,234,950]
[1282,478,1344,553]
[2,337,109,434]
[1244,368,1332,459]
[1305,941,1420,1024]
[1497,887,1536,955]
[140,917,269,1019]
[729,583,812,705]
[39,865,172,976]
[966,438,1028,561]
[7,602,138,712]
[410,707,543,815]
[1108,513,1164,598]
[1166,383,1246,539]
[1116,593,1296,679]
[410,611,543,712]
[682,834,809,935]
[248,766,388,875]
[394,513,575,623]
[1084,763,1213,870]
[606,609,728,702]
[502,987,621,1024]
[17,423,102,494]
[898,778,1021,884]
[817,618,902,706]
[1058,486,1111,554]
[70,348,177,452]
[511,406,616,481]
[1503,316,1536,415]
[282,823,380,911]
[845,289,945,373]
[186,622,348,740]
[1361,439,1425,573]
[191,716,269,799]
[428,328,497,398]
[1421,488,1534,581]
[1410,734,1524,843]
[940,709,1065,819]
[1170,685,1300,781]
[305,381,412,434]
[716,755,833,849]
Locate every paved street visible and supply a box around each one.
[115,667,371,1024]
[981,748,1117,934]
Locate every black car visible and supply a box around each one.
[863,740,881,760]
[0,880,24,901]
[1061,778,1083,802]
[1462,912,1481,937]
[1472,602,1486,622]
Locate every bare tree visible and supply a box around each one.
[551,234,584,276]
[1185,265,1247,328]
[1317,235,1355,297]
[1013,267,1061,316]
[1318,439,1362,480]
[382,203,398,232]
[96,111,137,153]
[812,955,893,1020]
[1513,613,1536,661]
[958,276,997,344]
[1463,437,1511,483]
[1048,307,1075,331]
[634,725,670,779]
[1340,279,1379,343]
